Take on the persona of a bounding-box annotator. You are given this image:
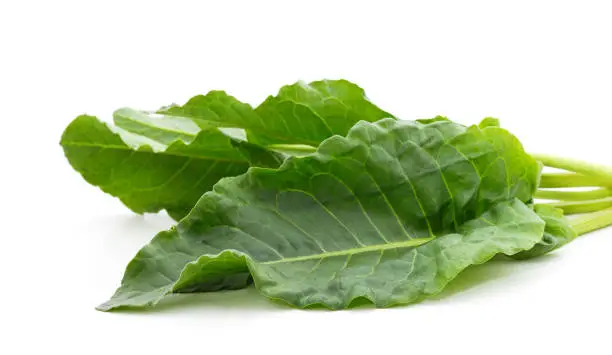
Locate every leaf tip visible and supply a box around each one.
[95,301,114,312]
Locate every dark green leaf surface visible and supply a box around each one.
[99,118,542,311]
[61,115,279,220]
[511,205,576,260]
[252,199,543,308]
[161,80,393,146]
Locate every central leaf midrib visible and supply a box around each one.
[261,237,434,265]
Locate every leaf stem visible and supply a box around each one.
[539,197,612,215]
[571,207,612,236]
[539,172,605,188]
[535,188,612,201]
[531,153,612,185]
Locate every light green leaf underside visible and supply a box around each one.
[99,117,541,311]
[113,107,284,169]
[60,115,275,220]
[114,108,200,145]
[160,79,393,146]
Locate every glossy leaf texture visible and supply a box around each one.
[160,79,394,146]
[98,118,542,311]
[60,114,281,220]
[511,205,576,260]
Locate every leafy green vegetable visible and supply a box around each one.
[59,79,612,312]
[61,115,280,220]
[98,118,542,310]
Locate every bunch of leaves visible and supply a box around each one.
[60,80,612,311]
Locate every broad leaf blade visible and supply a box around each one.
[252,199,543,308]
[98,118,542,311]
[160,80,393,146]
[60,115,277,220]
[250,79,394,145]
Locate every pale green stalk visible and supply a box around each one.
[571,207,612,236]
[540,197,612,215]
[535,188,612,201]
[532,154,612,186]
[538,172,605,188]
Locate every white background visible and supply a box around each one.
[2,1,611,354]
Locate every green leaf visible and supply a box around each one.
[511,205,576,260]
[113,107,283,167]
[160,80,394,147]
[160,90,262,130]
[98,118,542,311]
[60,115,280,220]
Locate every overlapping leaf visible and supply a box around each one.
[160,79,393,146]
[98,118,543,311]
[63,80,391,220]
[60,114,280,220]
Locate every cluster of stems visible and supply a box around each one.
[531,154,612,236]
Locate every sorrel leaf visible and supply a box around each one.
[161,80,393,146]
[60,115,280,220]
[98,118,542,311]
